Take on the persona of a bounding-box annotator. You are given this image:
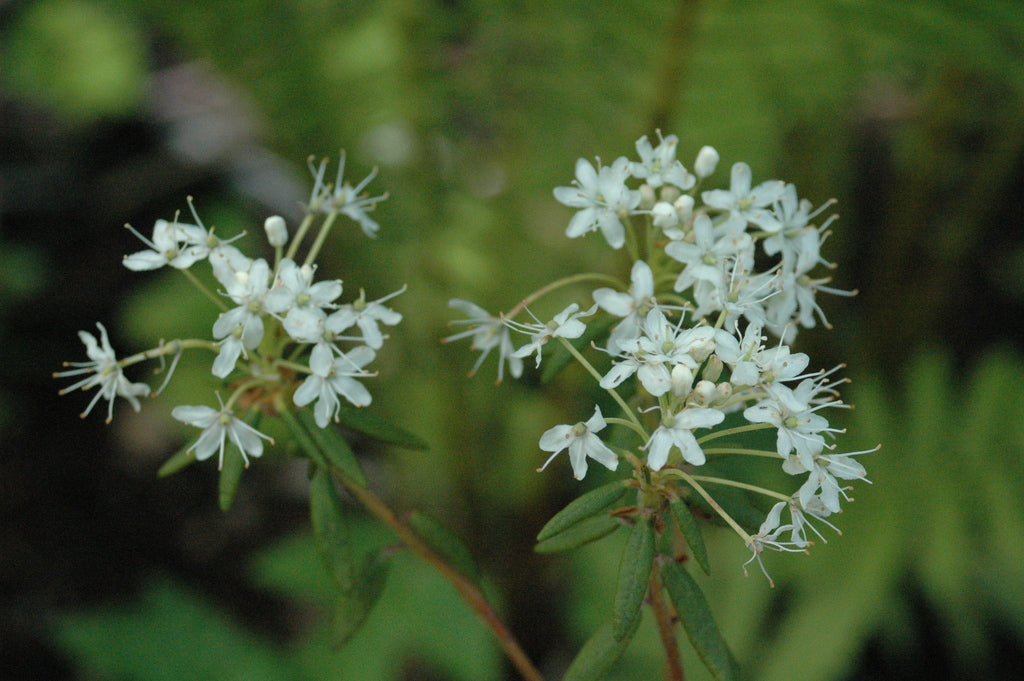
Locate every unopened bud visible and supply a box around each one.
[671,364,694,397]
[702,355,724,382]
[639,184,656,210]
[691,379,716,406]
[651,201,679,229]
[673,194,694,223]
[715,381,732,402]
[694,146,719,178]
[264,215,288,247]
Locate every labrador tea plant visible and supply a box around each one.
[447,133,875,680]
[57,137,873,681]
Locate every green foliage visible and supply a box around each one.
[54,526,500,681]
[612,517,655,641]
[661,561,743,681]
[671,497,711,575]
[407,511,481,583]
[0,0,146,122]
[537,480,630,542]
[563,618,643,681]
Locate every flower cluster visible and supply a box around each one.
[447,132,873,581]
[56,154,401,469]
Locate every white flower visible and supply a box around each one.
[645,406,724,470]
[600,308,710,397]
[553,157,641,249]
[55,322,150,423]
[538,406,619,480]
[313,151,387,237]
[702,162,785,232]
[326,286,405,350]
[172,402,273,468]
[592,260,655,353]
[211,258,271,378]
[743,501,805,586]
[743,378,841,470]
[444,299,523,383]
[508,303,596,367]
[293,344,376,427]
[123,219,208,271]
[629,132,695,190]
[665,214,752,292]
[265,259,343,316]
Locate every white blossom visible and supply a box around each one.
[538,406,619,480]
[172,402,273,468]
[55,322,150,423]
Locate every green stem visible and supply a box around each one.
[180,266,228,312]
[285,211,317,262]
[557,337,647,440]
[687,474,789,501]
[333,471,546,681]
[649,568,685,681]
[304,211,340,267]
[504,272,623,320]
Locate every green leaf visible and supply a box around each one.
[612,516,655,641]
[217,447,245,512]
[541,315,617,383]
[332,401,429,451]
[670,497,710,574]
[534,514,621,554]
[537,480,629,542]
[297,409,367,487]
[279,408,329,469]
[309,465,354,591]
[661,561,743,681]
[329,549,392,647]
[408,511,480,582]
[562,617,641,681]
[157,445,196,478]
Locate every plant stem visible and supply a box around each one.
[333,471,546,681]
[649,569,685,681]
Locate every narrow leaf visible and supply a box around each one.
[408,511,480,582]
[612,516,655,640]
[279,408,329,469]
[332,402,429,451]
[534,514,620,554]
[309,465,354,591]
[217,447,245,511]
[329,549,392,647]
[537,480,629,542]
[297,409,367,487]
[661,561,743,681]
[158,445,197,477]
[563,617,641,681]
[670,497,711,574]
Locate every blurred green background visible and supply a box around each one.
[3,0,1024,679]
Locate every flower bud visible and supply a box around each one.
[702,355,724,382]
[715,381,732,402]
[673,194,694,223]
[651,201,679,229]
[639,183,656,210]
[691,379,716,406]
[670,364,694,398]
[694,146,719,178]
[264,215,288,247]
[658,184,680,204]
